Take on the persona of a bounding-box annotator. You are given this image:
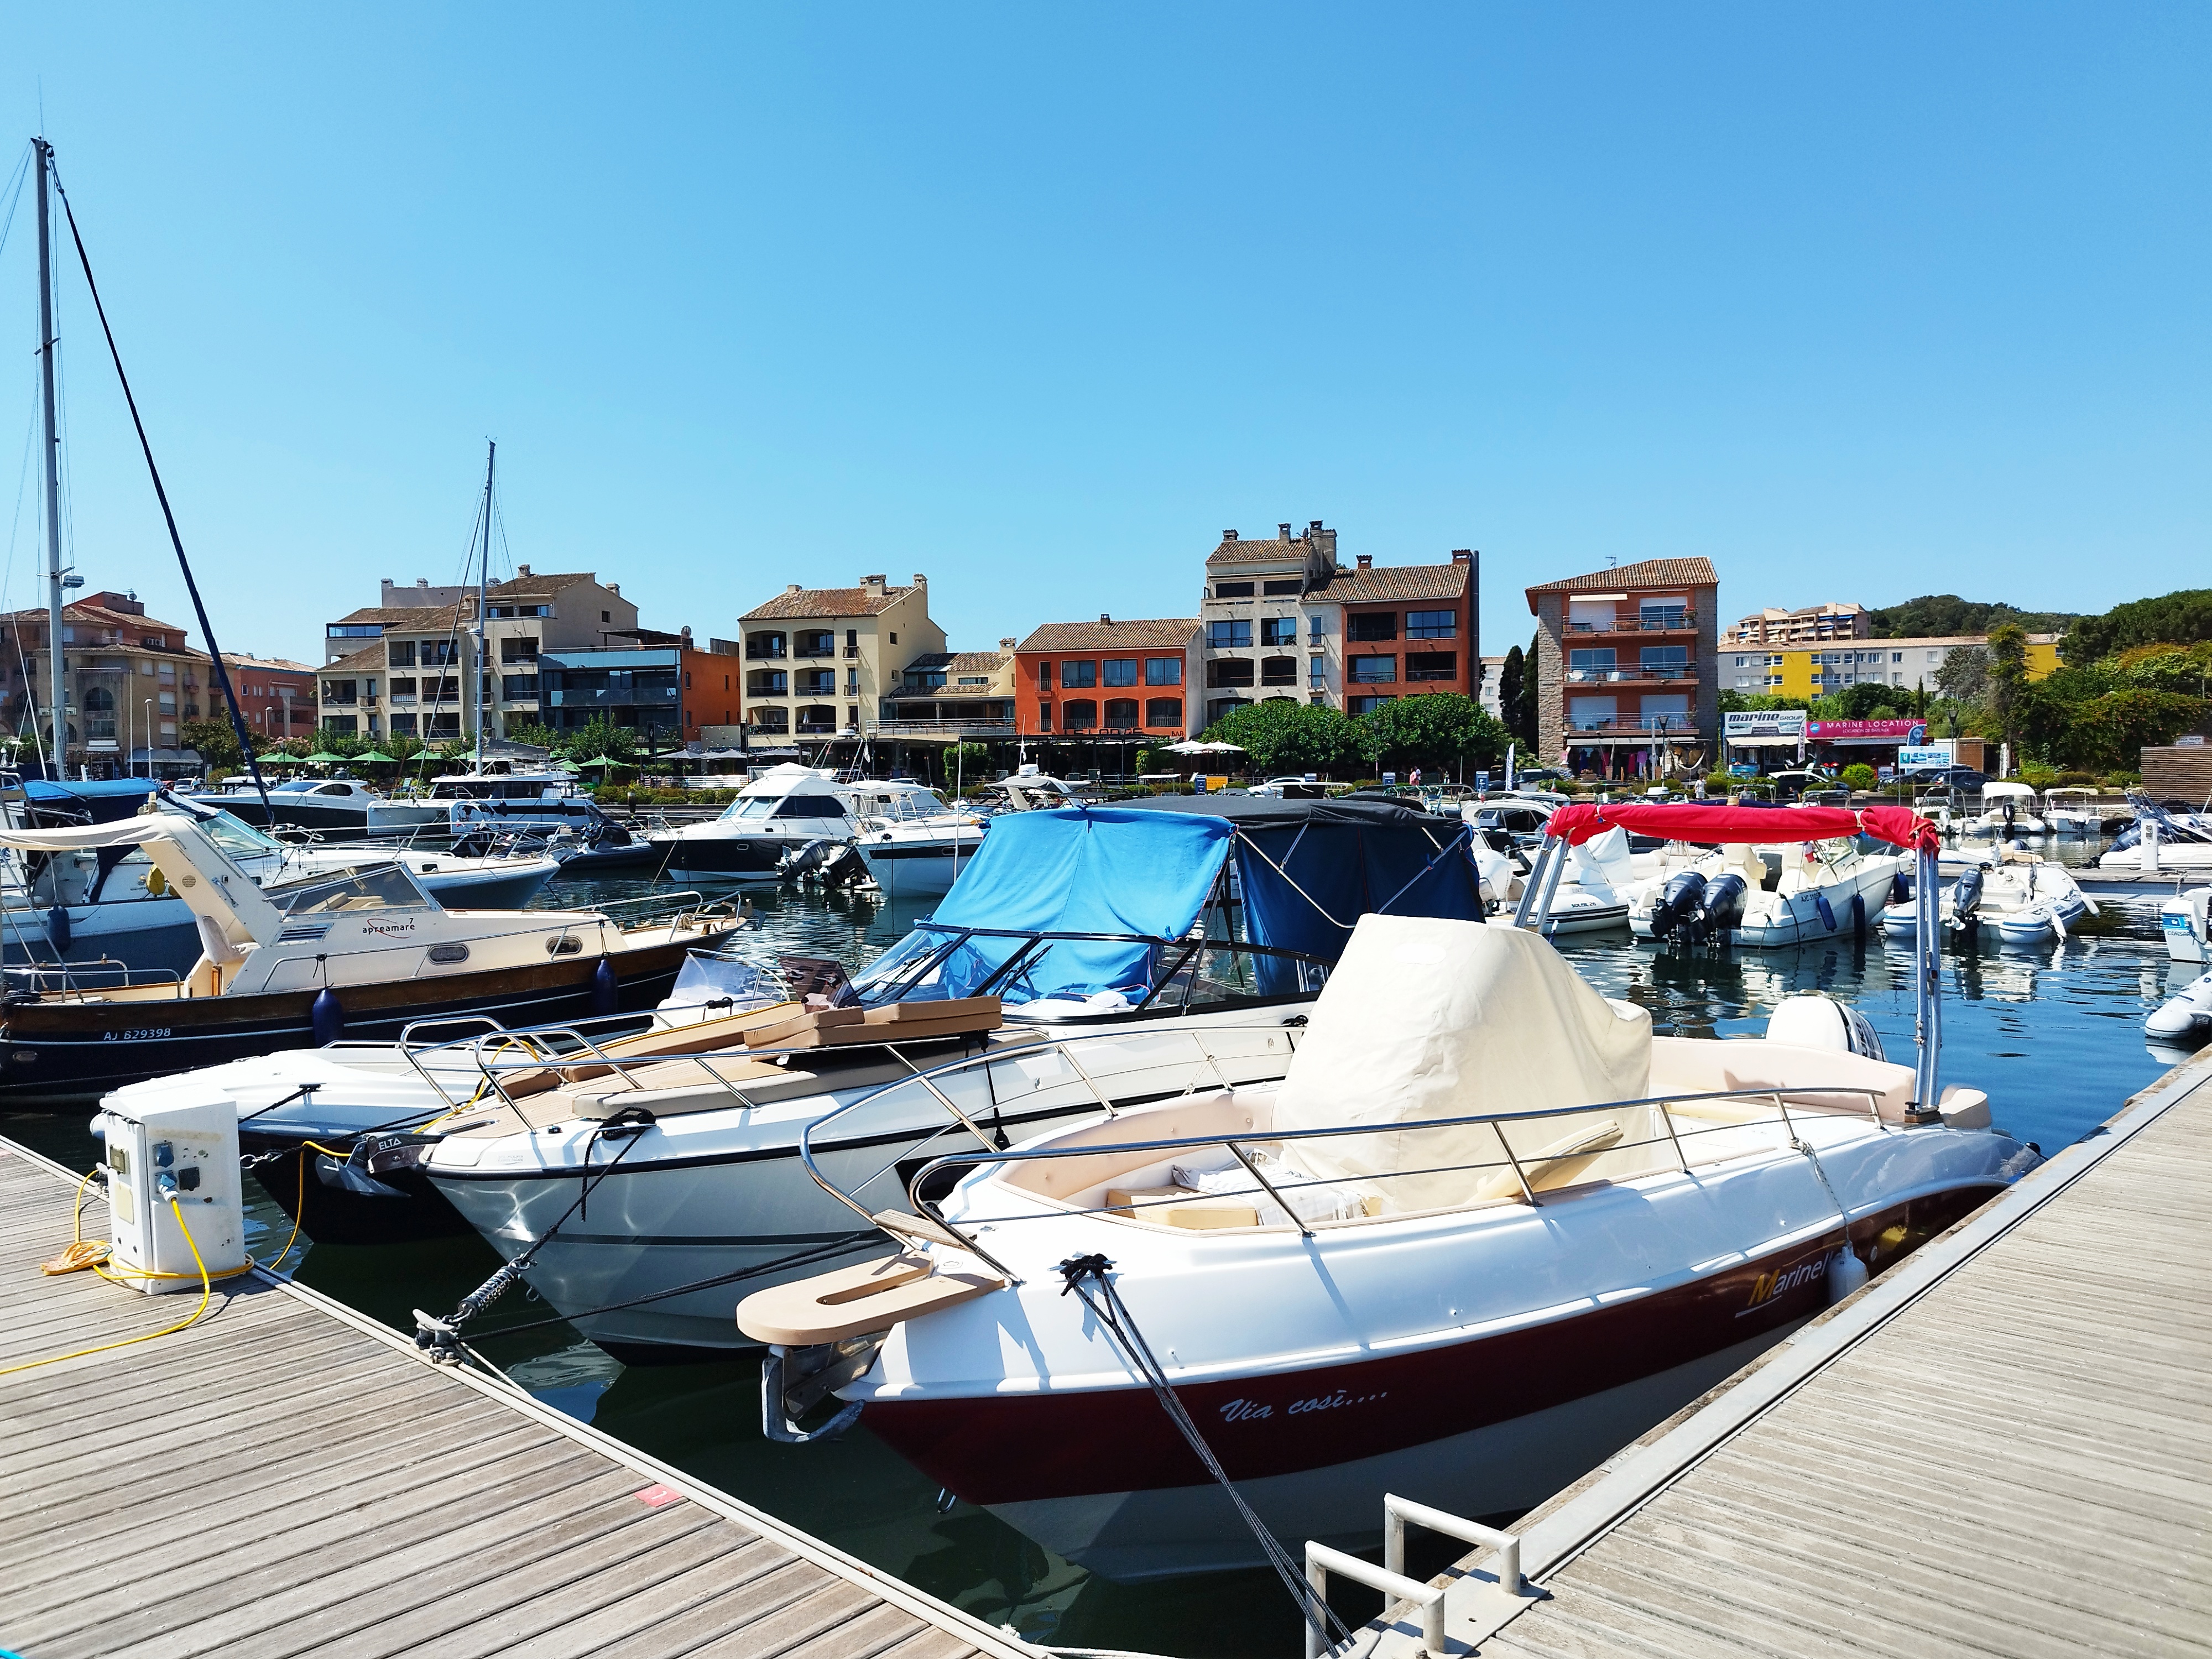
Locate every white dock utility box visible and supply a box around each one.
[91,1090,247,1293]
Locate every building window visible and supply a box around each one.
[502,674,539,699]
[1406,611,1457,640]
[846,669,859,694]
[1213,581,1255,598]
[1347,614,1397,643]
[1639,601,1688,630]
[1347,695,1396,714]
[82,686,116,740]
[1144,697,1181,727]
[1567,648,1616,681]
[1308,656,1327,684]
[1207,696,1253,724]
[1308,616,1326,642]
[796,703,837,733]
[388,641,416,668]
[752,706,789,732]
[389,712,417,734]
[1639,695,1690,731]
[888,632,897,645]
[1260,617,1298,646]
[1261,578,1302,596]
[1103,658,1138,687]
[1036,703,1053,731]
[321,681,356,706]
[1207,658,1255,688]
[1349,655,1398,684]
[1405,652,1456,683]
[747,632,788,660]
[1060,660,1097,688]
[1103,698,1140,729]
[1144,657,1182,686]
[1734,655,1749,667]
[1640,645,1688,678]
[796,630,835,658]
[797,669,834,696]
[1035,660,1054,690]
[388,676,417,699]
[847,704,859,728]
[500,637,539,662]
[322,714,359,734]
[1568,696,1617,731]
[1260,656,1298,686]
[1062,698,1098,730]
[1206,619,1252,650]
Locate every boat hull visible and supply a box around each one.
[854,838,978,897]
[0,931,724,1103]
[649,831,804,878]
[863,1181,1999,1579]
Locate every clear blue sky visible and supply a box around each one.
[1,3,2203,664]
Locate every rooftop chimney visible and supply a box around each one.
[606,582,619,595]
[1451,548,1473,565]
[417,578,431,588]
[862,574,887,597]
[1317,526,1337,560]
[517,563,532,577]
[1308,520,1322,539]
[787,583,803,593]
[913,572,927,587]
[999,636,1017,650]
[1357,554,1374,570]
[1100,613,1113,624]
[1279,522,1292,540]
[1223,528,1239,541]
[681,624,692,639]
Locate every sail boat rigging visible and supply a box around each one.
[34,137,270,813]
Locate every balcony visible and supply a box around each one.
[843,645,860,658]
[1564,612,1698,637]
[1564,665,1697,684]
[871,718,1018,739]
[794,646,836,660]
[546,687,680,708]
[1564,713,1703,739]
[745,644,787,661]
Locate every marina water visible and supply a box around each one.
[2,857,2194,1657]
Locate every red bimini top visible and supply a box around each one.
[1545,801,1938,854]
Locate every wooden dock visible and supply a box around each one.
[0,1136,1031,1659]
[1352,1042,2212,1658]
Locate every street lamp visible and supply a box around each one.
[143,700,153,779]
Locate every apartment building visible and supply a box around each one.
[738,575,944,739]
[1477,655,1508,720]
[1198,523,1477,724]
[879,645,1020,739]
[2,591,210,766]
[1728,634,2063,697]
[538,628,743,747]
[1526,558,1719,766]
[224,653,318,743]
[1014,618,1201,740]
[1726,602,1869,645]
[320,567,639,740]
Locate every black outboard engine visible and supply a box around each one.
[1696,872,1748,940]
[818,843,872,889]
[1953,864,1985,918]
[1649,870,1707,939]
[777,838,837,883]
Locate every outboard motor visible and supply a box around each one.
[1766,991,1886,1061]
[818,843,872,890]
[1949,863,1986,942]
[1696,872,1748,939]
[777,838,837,883]
[1649,870,1707,939]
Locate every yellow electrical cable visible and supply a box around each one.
[260,1139,354,1276]
[1,1196,216,1378]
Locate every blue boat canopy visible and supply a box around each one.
[849,796,1486,1008]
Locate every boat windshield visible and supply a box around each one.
[850,787,953,822]
[847,921,1328,1013]
[717,795,779,822]
[266,862,437,915]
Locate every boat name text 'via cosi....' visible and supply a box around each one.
[1219,1388,1389,1425]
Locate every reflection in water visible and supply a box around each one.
[0,867,2194,1658]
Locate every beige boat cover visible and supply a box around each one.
[1272,914,1651,1213]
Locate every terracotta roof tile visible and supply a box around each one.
[1207,536,1311,567]
[488,571,599,598]
[319,643,387,676]
[1017,618,1199,653]
[1524,557,1718,608]
[1313,564,1469,605]
[741,585,917,620]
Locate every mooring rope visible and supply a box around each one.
[1056,1253,1350,1650]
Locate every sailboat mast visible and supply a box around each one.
[34,139,65,775]
[475,440,494,762]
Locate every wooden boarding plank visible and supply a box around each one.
[461,1540,821,1659]
[737,1598,930,1659]
[593,1574,883,1659]
[864,1627,984,1659]
[483,1555,831,1659]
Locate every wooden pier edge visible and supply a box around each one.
[0,1133,1041,1659]
[1350,1040,2212,1658]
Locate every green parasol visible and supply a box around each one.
[353,749,399,764]
[573,754,629,770]
[299,750,345,764]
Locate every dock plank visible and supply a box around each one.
[0,1140,1008,1659]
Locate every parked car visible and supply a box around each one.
[1901,766,1990,793]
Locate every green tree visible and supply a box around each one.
[1364,693,1509,777]
[2112,641,2212,696]
[1201,700,1374,775]
[556,716,640,763]
[1986,624,2030,753]
[2060,588,2212,665]
[1840,763,1877,792]
[1934,644,1989,705]
[1867,595,2077,640]
[1498,646,1526,747]
[1512,631,1540,751]
[2044,690,2211,771]
[503,720,561,751]
[1833,683,1903,720]
[179,718,241,769]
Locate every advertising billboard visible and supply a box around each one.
[1723,709,1807,743]
[1896,743,1955,771]
[1805,719,1928,744]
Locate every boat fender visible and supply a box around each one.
[1814,892,1837,932]
[46,906,70,953]
[591,956,620,1017]
[311,987,346,1045]
[1849,891,1866,940]
[1827,1246,1869,1304]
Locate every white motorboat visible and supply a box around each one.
[0,814,741,1101]
[647,763,858,880]
[2102,794,2212,870]
[742,900,2032,1580]
[1595,827,1903,950]
[1,799,559,977]
[1881,849,2093,945]
[427,763,606,836]
[181,775,448,837]
[851,789,988,898]
[2041,787,2104,836]
[406,797,1490,1354]
[1964,781,2046,837]
[2147,969,2212,1046]
[2163,889,2209,964]
[984,765,1089,812]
